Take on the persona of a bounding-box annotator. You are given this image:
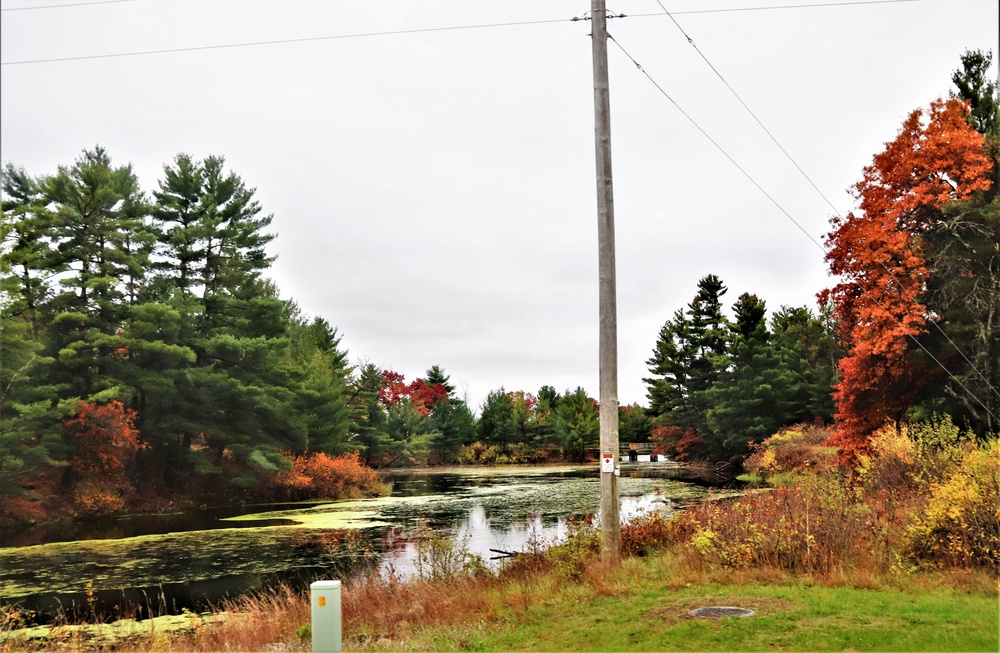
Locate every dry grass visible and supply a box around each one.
[5,542,994,652]
[341,574,498,648]
[166,584,310,652]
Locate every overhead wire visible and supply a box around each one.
[1,16,574,66]
[651,0,1000,402]
[605,31,999,424]
[629,0,923,18]
[1,0,137,11]
[2,0,925,66]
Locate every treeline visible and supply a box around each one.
[0,148,644,525]
[643,275,841,463]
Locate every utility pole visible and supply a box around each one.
[591,0,620,567]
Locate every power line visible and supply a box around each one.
[1,0,925,66]
[651,0,999,401]
[607,33,825,251]
[607,33,998,423]
[1,0,137,11]
[1,17,573,66]
[628,0,923,18]
[654,0,844,219]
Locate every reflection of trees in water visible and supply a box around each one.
[3,470,706,621]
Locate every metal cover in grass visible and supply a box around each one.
[688,606,755,619]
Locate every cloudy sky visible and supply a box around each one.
[2,0,997,410]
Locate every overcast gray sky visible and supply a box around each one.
[2,0,998,411]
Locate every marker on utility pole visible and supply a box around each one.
[591,0,621,567]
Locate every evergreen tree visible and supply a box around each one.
[770,305,839,421]
[950,49,1000,136]
[384,399,437,466]
[553,387,599,461]
[348,363,392,465]
[479,388,515,452]
[532,385,561,448]
[619,404,652,444]
[284,312,352,455]
[423,365,455,397]
[42,147,151,325]
[702,294,790,460]
[1,164,55,338]
[428,398,477,461]
[146,156,292,487]
[644,274,730,432]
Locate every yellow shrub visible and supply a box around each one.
[906,438,999,569]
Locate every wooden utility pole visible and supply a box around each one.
[591,0,620,567]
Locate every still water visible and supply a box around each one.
[0,464,705,622]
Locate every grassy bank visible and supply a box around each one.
[3,549,995,652]
[382,557,997,652]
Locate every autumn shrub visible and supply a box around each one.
[61,400,142,517]
[619,511,685,557]
[455,442,504,464]
[675,478,878,575]
[409,521,489,581]
[724,417,998,575]
[455,442,488,464]
[500,515,600,581]
[906,437,999,569]
[269,451,386,502]
[71,480,127,517]
[650,425,708,462]
[743,422,837,483]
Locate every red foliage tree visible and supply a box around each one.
[378,370,449,415]
[378,370,408,406]
[650,424,707,462]
[820,99,992,460]
[62,400,142,515]
[407,379,449,416]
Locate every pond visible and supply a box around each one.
[0,464,708,623]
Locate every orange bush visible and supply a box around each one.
[61,400,142,517]
[271,451,384,501]
[620,511,689,557]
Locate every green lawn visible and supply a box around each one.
[385,560,999,652]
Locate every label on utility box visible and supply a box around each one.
[318,596,326,607]
[602,452,614,473]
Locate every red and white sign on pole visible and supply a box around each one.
[602,451,615,474]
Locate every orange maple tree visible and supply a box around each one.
[821,99,992,460]
[61,400,143,515]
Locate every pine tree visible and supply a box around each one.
[423,365,455,397]
[428,398,477,461]
[702,294,793,461]
[644,274,730,433]
[478,388,516,452]
[348,363,392,465]
[553,387,599,462]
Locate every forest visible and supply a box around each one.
[1,50,997,527]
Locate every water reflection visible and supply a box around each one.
[1,466,702,623]
[379,486,677,580]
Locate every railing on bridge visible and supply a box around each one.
[586,442,676,463]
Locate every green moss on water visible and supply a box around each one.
[0,467,709,601]
[1,610,227,649]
